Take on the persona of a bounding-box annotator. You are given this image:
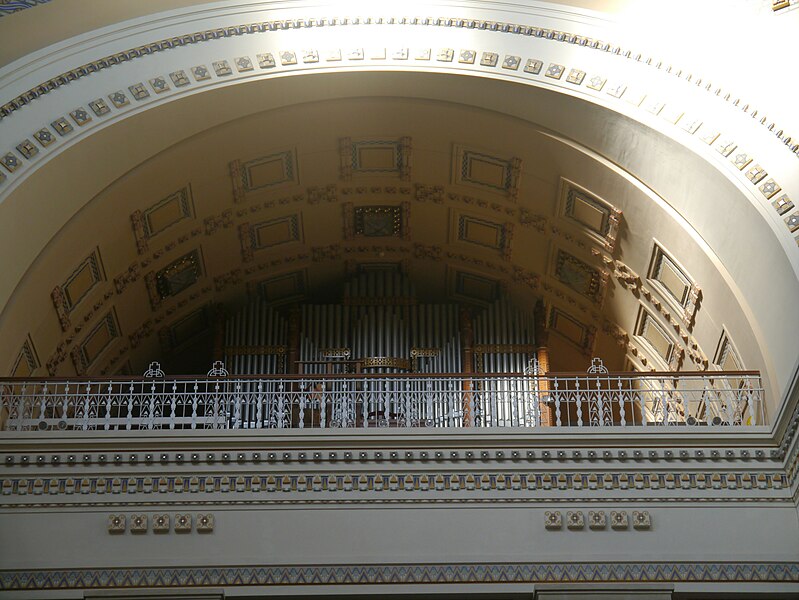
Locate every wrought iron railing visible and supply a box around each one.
[0,362,764,431]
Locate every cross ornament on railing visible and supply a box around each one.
[587,358,609,374]
[207,361,229,377]
[143,362,165,378]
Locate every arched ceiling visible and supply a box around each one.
[0,1,797,421]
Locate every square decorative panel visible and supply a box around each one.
[636,308,674,363]
[250,214,302,249]
[191,65,211,81]
[153,249,202,301]
[69,108,91,125]
[74,310,120,373]
[230,150,298,201]
[160,305,211,351]
[548,306,594,353]
[714,330,743,371]
[480,52,498,67]
[558,179,622,251]
[339,137,411,181]
[552,250,604,302]
[502,55,521,70]
[212,60,232,76]
[11,338,38,378]
[566,68,585,84]
[108,91,129,108]
[258,270,307,304]
[459,49,476,64]
[128,83,149,101]
[455,214,510,258]
[545,63,565,79]
[149,76,169,93]
[587,75,606,91]
[647,242,701,326]
[15,139,37,159]
[51,117,73,136]
[453,145,522,199]
[55,249,105,316]
[131,187,194,253]
[452,270,501,305]
[170,70,190,87]
[88,98,110,116]
[353,206,403,238]
[257,53,276,68]
[33,127,56,147]
[524,59,543,74]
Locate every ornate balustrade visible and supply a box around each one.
[0,362,764,431]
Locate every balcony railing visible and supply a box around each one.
[0,365,764,431]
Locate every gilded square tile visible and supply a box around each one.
[566,68,585,84]
[235,56,254,71]
[89,98,110,116]
[347,48,363,60]
[16,139,38,159]
[785,212,798,232]
[480,52,499,67]
[772,194,793,215]
[459,49,476,64]
[606,82,626,98]
[586,75,606,91]
[69,107,92,125]
[437,48,454,62]
[524,59,543,74]
[545,63,565,79]
[731,151,751,170]
[33,128,56,147]
[212,60,232,76]
[759,179,780,199]
[715,138,737,157]
[302,50,319,63]
[280,51,297,65]
[699,129,720,145]
[745,164,767,184]
[51,117,73,136]
[128,83,150,100]
[1,152,21,172]
[502,55,521,70]
[170,70,190,87]
[108,91,129,108]
[191,65,211,81]
[391,48,408,60]
[414,48,431,60]
[149,76,169,93]
[257,53,276,68]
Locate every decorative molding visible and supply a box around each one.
[1,561,797,591]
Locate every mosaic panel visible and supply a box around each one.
[353,205,403,238]
[152,250,203,303]
[552,250,603,302]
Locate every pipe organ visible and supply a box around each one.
[224,269,534,376]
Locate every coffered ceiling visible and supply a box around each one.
[0,0,797,420]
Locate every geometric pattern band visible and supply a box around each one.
[2,562,798,589]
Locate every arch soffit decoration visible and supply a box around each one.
[0,2,797,413]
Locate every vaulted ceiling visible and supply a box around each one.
[1,1,797,419]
